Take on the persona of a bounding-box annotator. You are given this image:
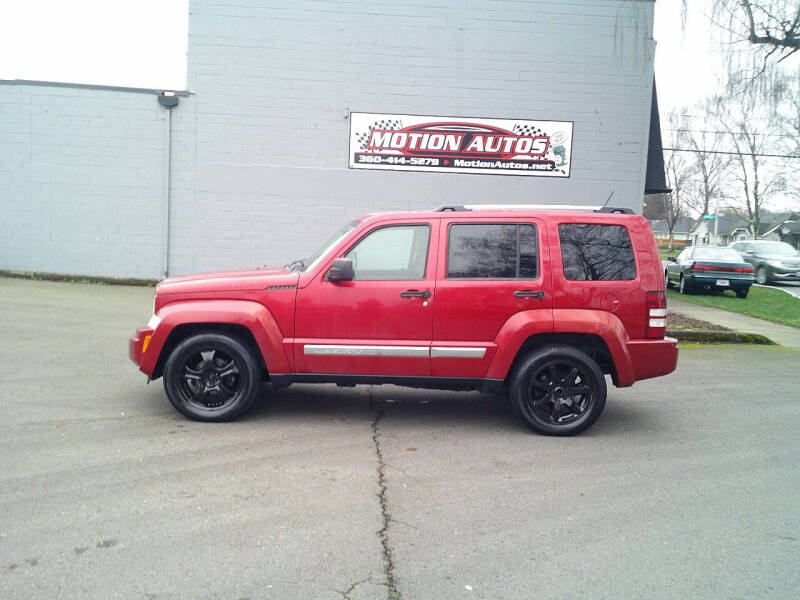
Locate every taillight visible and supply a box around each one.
[646,291,667,338]
[690,262,714,271]
[691,262,754,273]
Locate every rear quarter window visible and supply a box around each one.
[558,223,636,281]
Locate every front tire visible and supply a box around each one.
[163,333,261,421]
[665,270,673,289]
[510,346,607,436]
[755,266,769,285]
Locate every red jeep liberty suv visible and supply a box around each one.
[130,205,678,435]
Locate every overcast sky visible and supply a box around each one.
[2,0,721,110]
[654,0,725,116]
[0,0,189,90]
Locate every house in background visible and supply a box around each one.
[689,215,749,246]
[688,211,800,247]
[774,221,800,249]
[649,216,696,248]
[760,212,800,244]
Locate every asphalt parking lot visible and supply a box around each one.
[1,277,799,599]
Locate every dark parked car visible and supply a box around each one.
[729,240,800,285]
[665,246,754,298]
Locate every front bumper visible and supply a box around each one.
[129,326,155,368]
[765,266,800,281]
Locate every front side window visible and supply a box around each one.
[344,225,430,280]
[447,223,538,279]
[559,224,636,281]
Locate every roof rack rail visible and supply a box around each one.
[434,204,635,214]
[595,206,634,214]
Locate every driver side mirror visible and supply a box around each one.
[327,257,354,282]
[667,256,676,262]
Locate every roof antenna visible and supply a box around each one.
[602,190,615,209]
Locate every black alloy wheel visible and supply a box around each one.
[163,333,260,421]
[511,345,607,436]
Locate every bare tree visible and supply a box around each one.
[713,88,787,237]
[734,1,800,56]
[660,112,697,249]
[682,1,799,101]
[683,1,800,58]
[679,102,733,217]
[777,85,800,198]
[663,149,694,250]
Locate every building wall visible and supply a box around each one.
[177,0,656,275]
[1,0,656,279]
[0,83,170,279]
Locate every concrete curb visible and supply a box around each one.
[667,329,774,345]
[0,270,157,287]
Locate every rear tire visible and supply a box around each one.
[665,270,673,289]
[510,345,607,436]
[163,333,261,422]
[755,266,769,285]
[679,275,691,294]
[736,288,749,299]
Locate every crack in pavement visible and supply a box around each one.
[369,393,401,600]
[335,577,371,599]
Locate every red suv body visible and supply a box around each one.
[130,206,677,435]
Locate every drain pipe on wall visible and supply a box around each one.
[158,92,179,278]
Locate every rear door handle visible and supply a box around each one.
[514,290,545,299]
[400,290,431,298]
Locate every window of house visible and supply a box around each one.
[447,223,538,279]
[558,224,636,281]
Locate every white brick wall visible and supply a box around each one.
[0,0,656,279]
[0,83,168,279]
[172,0,656,275]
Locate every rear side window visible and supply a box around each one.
[447,223,538,279]
[558,224,636,281]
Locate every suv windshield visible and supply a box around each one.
[286,220,359,272]
[752,241,799,256]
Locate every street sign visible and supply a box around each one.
[702,214,716,220]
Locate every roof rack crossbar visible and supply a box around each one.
[434,204,635,214]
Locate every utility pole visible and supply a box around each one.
[713,197,720,246]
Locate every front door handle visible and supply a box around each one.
[400,290,431,298]
[514,290,545,299]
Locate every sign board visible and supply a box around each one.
[348,112,573,177]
